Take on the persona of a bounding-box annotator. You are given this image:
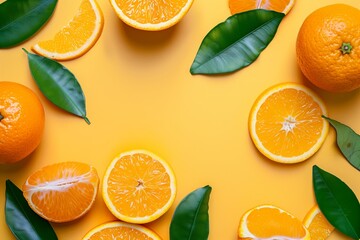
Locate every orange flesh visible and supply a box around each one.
[87,226,153,239]
[229,0,291,14]
[307,213,334,239]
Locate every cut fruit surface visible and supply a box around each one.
[102,150,177,224]
[229,0,295,15]
[82,221,161,240]
[248,82,328,163]
[238,205,310,239]
[303,205,334,240]
[22,162,99,222]
[109,0,194,31]
[32,0,104,60]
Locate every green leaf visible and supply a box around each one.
[5,179,58,240]
[23,49,90,124]
[313,165,360,239]
[323,116,360,171]
[190,9,284,75]
[170,185,211,240]
[0,0,57,48]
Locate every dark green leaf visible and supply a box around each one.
[323,116,360,171]
[24,49,90,124]
[170,185,211,240]
[0,0,57,48]
[5,179,58,240]
[190,9,284,75]
[313,165,360,239]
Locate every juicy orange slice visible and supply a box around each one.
[109,0,194,31]
[102,150,177,224]
[238,205,311,239]
[303,205,334,240]
[229,0,295,15]
[32,0,104,60]
[82,221,161,240]
[248,82,328,163]
[22,162,99,222]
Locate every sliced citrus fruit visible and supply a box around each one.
[229,0,295,15]
[303,205,334,240]
[238,205,311,239]
[102,150,177,224]
[22,161,99,222]
[109,0,194,31]
[82,221,161,240]
[248,82,328,164]
[32,0,104,60]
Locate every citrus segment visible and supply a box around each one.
[303,205,334,240]
[22,162,99,222]
[109,0,194,31]
[229,0,294,15]
[248,83,328,163]
[102,150,176,224]
[32,0,104,60]
[82,221,161,240]
[238,205,310,239]
[0,81,45,164]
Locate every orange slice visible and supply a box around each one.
[229,0,295,15]
[248,82,328,163]
[22,162,99,222]
[303,205,334,240]
[102,150,177,224]
[238,205,311,239]
[82,221,161,240]
[32,0,104,60]
[109,0,194,31]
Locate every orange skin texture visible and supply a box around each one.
[296,4,360,92]
[0,82,45,163]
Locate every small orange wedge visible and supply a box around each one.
[82,221,161,240]
[22,162,99,222]
[32,0,104,60]
[229,0,295,15]
[238,205,310,239]
[303,205,334,240]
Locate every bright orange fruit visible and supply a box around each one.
[303,205,334,240]
[22,162,99,222]
[102,150,176,224]
[229,0,294,15]
[248,83,328,163]
[0,81,45,164]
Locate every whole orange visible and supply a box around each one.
[296,4,360,92]
[0,82,45,164]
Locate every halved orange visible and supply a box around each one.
[248,82,328,163]
[229,0,295,15]
[102,150,177,224]
[109,0,194,31]
[22,162,99,222]
[32,0,104,60]
[238,205,310,239]
[82,221,161,240]
[303,205,334,240]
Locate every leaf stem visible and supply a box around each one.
[22,48,29,54]
[83,116,91,125]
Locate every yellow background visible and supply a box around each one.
[1,0,360,239]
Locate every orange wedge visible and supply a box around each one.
[238,205,311,239]
[303,205,334,240]
[229,0,295,15]
[22,162,99,222]
[32,0,104,60]
[82,221,161,240]
[102,150,177,224]
[109,0,194,31]
[248,82,328,164]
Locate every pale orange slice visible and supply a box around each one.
[238,205,311,239]
[22,162,99,222]
[109,0,194,31]
[303,205,334,240]
[102,150,177,224]
[82,221,161,240]
[32,0,104,60]
[248,82,328,163]
[229,0,295,15]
